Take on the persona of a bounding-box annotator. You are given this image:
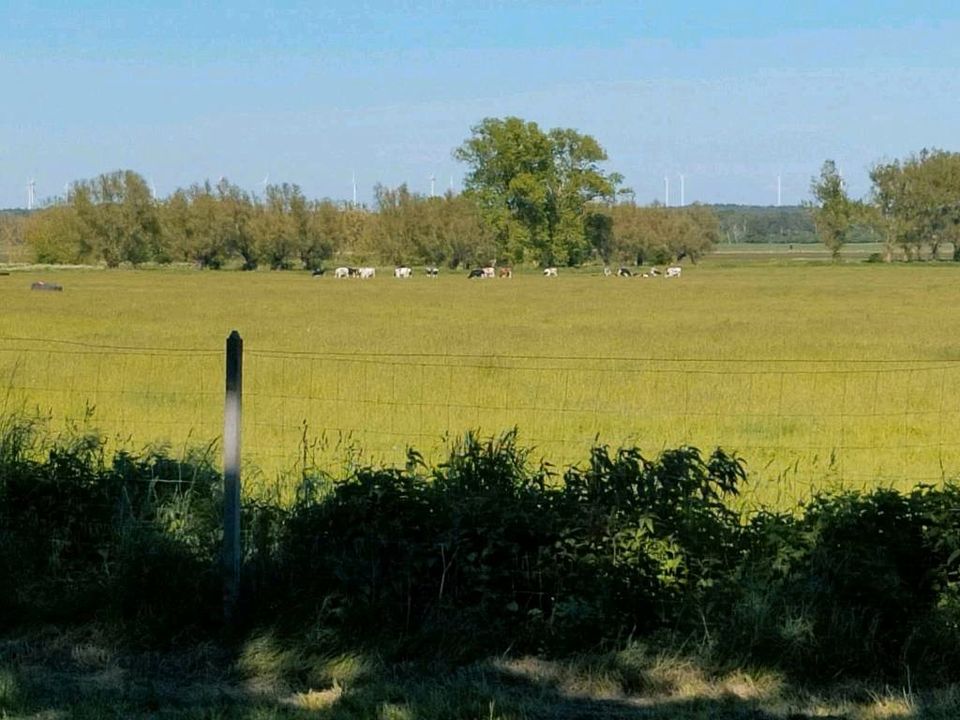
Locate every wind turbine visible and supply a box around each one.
[429,175,436,198]
[664,176,670,207]
[26,179,36,210]
[261,174,270,197]
[352,171,357,206]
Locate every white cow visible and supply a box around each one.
[543,267,558,277]
[481,266,496,278]
[665,266,682,278]
[394,266,412,278]
[334,266,350,279]
[358,267,376,279]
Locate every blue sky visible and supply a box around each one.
[2,1,959,208]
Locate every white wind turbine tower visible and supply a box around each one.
[352,171,357,206]
[664,176,670,207]
[261,174,270,197]
[26,179,36,210]
[429,175,436,197]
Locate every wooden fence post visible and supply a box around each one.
[223,330,243,626]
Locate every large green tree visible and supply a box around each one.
[454,117,620,266]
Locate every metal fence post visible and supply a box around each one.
[223,330,243,626]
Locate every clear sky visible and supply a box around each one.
[2,1,959,208]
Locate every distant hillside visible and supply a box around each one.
[709,205,818,244]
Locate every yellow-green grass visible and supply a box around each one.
[2,263,960,507]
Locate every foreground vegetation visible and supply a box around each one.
[4,419,960,717]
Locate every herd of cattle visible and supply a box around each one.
[323,265,683,279]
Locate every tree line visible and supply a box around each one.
[7,117,720,270]
[811,149,960,261]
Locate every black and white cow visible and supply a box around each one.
[617,267,632,277]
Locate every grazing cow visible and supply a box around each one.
[31,281,63,292]
[311,268,325,277]
[499,267,513,278]
[649,266,661,277]
[394,266,412,278]
[617,267,632,277]
[543,267,558,277]
[358,267,376,279]
[425,266,439,277]
[482,266,495,278]
[603,266,612,277]
[334,266,350,278]
[665,266,682,278]
[467,268,484,279]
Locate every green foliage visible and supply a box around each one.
[870,149,960,261]
[454,117,619,266]
[0,419,222,642]
[270,431,746,656]
[810,160,859,260]
[7,417,960,684]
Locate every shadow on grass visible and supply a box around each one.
[3,630,926,720]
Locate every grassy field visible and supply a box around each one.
[2,259,960,506]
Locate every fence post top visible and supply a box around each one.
[227,330,242,342]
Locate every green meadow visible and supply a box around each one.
[2,259,959,506]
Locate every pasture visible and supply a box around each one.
[2,260,959,506]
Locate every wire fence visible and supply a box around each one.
[2,333,960,506]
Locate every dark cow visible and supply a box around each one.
[617,267,632,277]
[468,268,484,279]
[311,268,325,276]
[31,281,63,292]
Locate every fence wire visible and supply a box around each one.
[2,335,960,505]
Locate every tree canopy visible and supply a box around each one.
[454,117,621,266]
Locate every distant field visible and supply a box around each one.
[3,261,960,506]
[709,242,884,262]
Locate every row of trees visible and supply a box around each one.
[11,117,719,270]
[811,149,960,261]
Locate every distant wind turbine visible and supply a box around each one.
[664,176,670,207]
[429,175,436,198]
[352,171,357,205]
[26,179,36,210]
